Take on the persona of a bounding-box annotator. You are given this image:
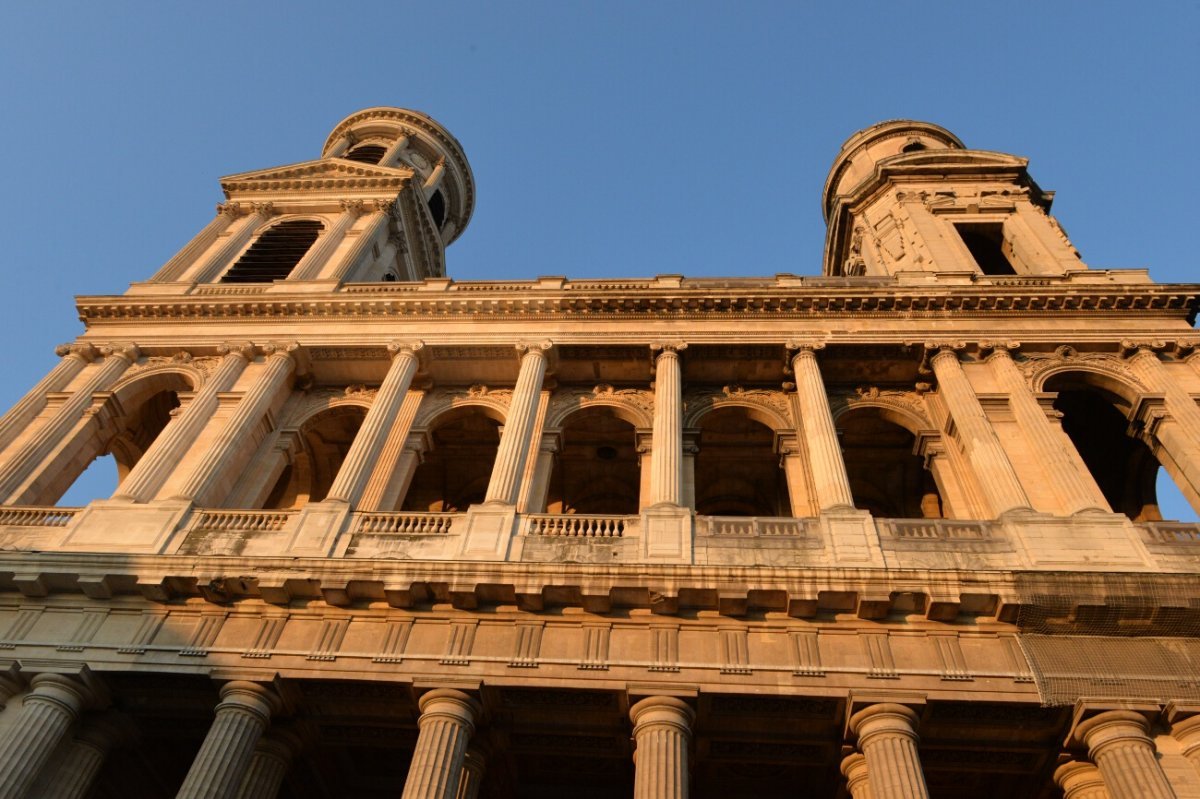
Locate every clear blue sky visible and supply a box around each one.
[1,2,1196,514]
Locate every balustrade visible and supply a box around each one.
[525,513,631,538]
[698,516,811,536]
[0,506,79,528]
[187,509,296,534]
[352,512,457,535]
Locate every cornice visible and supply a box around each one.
[220,158,413,196]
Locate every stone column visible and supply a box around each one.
[986,345,1107,514]
[325,342,422,505]
[1054,761,1111,799]
[927,346,1031,516]
[184,204,274,283]
[0,343,96,453]
[151,204,242,283]
[176,681,281,799]
[841,752,873,799]
[28,713,129,799]
[848,703,929,799]
[519,432,559,514]
[787,342,855,510]
[1076,711,1175,799]
[0,673,93,799]
[380,135,411,168]
[167,342,297,506]
[326,133,354,158]
[358,391,425,511]
[0,343,139,504]
[778,433,817,517]
[289,201,362,281]
[400,689,480,799]
[1170,714,1200,777]
[630,696,694,799]
[235,728,303,799]
[484,343,552,505]
[454,744,487,799]
[1125,344,1200,444]
[320,201,394,282]
[649,344,686,507]
[113,342,255,502]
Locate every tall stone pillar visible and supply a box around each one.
[454,744,488,799]
[484,342,551,505]
[166,342,297,506]
[320,200,394,282]
[1124,344,1200,440]
[150,204,242,283]
[176,681,281,799]
[380,135,411,168]
[326,133,355,158]
[1076,711,1176,799]
[325,342,423,505]
[1054,761,1111,799]
[630,696,694,799]
[787,342,855,510]
[113,342,255,502]
[986,345,1108,514]
[841,752,873,799]
[649,344,686,507]
[184,204,274,283]
[0,343,96,453]
[235,728,303,799]
[927,345,1031,516]
[0,343,139,504]
[400,689,480,799]
[0,673,94,799]
[1170,714,1200,778]
[28,713,129,799]
[848,704,929,799]
[289,201,362,281]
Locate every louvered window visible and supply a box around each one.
[343,144,387,164]
[220,220,323,283]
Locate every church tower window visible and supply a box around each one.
[220,219,323,283]
[343,144,388,164]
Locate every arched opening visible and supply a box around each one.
[427,189,446,229]
[342,144,387,164]
[838,407,943,518]
[546,407,639,515]
[262,406,367,509]
[693,408,789,516]
[401,408,502,512]
[221,219,323,283]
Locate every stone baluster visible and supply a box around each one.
[630,696,694,799]
[484,342,552,505]
[848,704,929,799]
[1124,343,1200,442]
[1054,760,1112,799]
[1076,711,1176,799]
[151,204,242,283]
[113,342,255,502]
[927,345,1032,515]
[325,342,423,505]
[166,342,297,506]
[0,343,139,505]
[985,344,1108,514]
[235,728,303,799]
[0,343,96,453]
[320,200,395,282]
[184,204,274,283]
[289,201,363,280]
[176,681,281,799]
[0,673,94,799]
[454,744,487,799]
[28,713,130,799]
[841,752,873,799]
[380,135,411,168]
[400,689,480,799]
[1170,714,1200,778]
[649,343,686,507]
[787,342,855,510]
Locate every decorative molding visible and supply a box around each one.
[1019,345,1147,393]
[546,384,654,429]
[412,385,513,428]
[683,384,793,429]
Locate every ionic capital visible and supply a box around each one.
[57,342,98,363]
[785,338,827,355]
[1120,339,1167,360]
[99,343,141,363]
[980,340,1022,360]
[217,341,256,361]
[388,340,425,359]
[516,340,554,357]
[261,341,300,360]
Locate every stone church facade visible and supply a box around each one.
[0,107,1195,797]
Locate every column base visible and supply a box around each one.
[59,499,193,554]
[640,504,692,563]
[457,503,517,561]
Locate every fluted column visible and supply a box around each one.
[649,343,686,507]
[325,342,422,505]
[630,696,693,799]
[986,345,1108,514]
[1054,761,1111,799]
[1125,344,1200,442]
[151,204,242,282]
[454,744,487,799]
[184,204,274,283]
[841,752,873,799]
[927,346,1031,515]
[167,342,297,505]
[113,342,255,502]
[176,681,281,799]
[400,689,480,799]
[289,201,362,280]
[484,343,551,505]
[0,673,93,799]
[326,133,354,158]
[29,713,129,799]
[1076,711,1175,799]
[0,343,138,504]
[787,342,855,510]
[380,135,411,168]
[0,343,96,453]
[848,704,929,799]
[1170,714,1200,777]
[320,201,394,282]
[235,728,303,799]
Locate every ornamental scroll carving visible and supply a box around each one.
[1018,346,1147,393]
[683,385,793,430]
[412,385,514,428]
[284,386,376,430]
[111,352,213,393]
[829,386,933,429]
[546,384,654,429]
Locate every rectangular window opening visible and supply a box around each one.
[954,222,1018,276]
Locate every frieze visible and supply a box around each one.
[309,347,389,361]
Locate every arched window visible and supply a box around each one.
[262,406,367,509]
[221,220,323,283]
[839,407,944,519]
[343,144,388,165]
[546,407,640,515]
[427,189,446,229]
[694,408,789,516]
[401,409,502,512]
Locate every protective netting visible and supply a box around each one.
[1014,572,1200,706]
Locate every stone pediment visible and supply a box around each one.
[220,158,413,193]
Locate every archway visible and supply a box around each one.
[263,405,367,509]
[401,407,502,512]
[693,407,789,516]
[838,406,943,519]
[546,407,640,515]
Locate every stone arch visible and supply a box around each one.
[262,402,369,509]
[836,401,946,519]
[545,404,642,516]
[831,395,933,437]
[546,387,653,432]
[402,401,506,513]
[692,404,791,517]
[1026,350,1145,405]
[683,388,793,433]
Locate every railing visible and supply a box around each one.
[0,507,80,528]
[187,509,296,534]
[1142,521,1200,544]
[525,514,631,538]
[699,516,811,536]
[880,519,993,540]
[351,512,456,535]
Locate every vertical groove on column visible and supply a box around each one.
[650,348,683,506]
[790,348,854,509]
[401,690,478,799]
[484,347,547,505]
[30,738,106,799]
[0,675,90,799]
[630,696,693,799]
[177,707,268,799]
[863,736,928,799]
[235,750,291,799]
[1095,743,1175,799]
[0,348,90,452]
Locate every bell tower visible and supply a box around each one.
[823,120,1085,279]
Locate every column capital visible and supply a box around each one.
[98,343,141,363]
[629,695,695,736]
[1075,709,1153,755]
[516,340,554,357]
[216,680,282,724]
[28,672,95,714]
[849,702,921,745]
[979,340,1022,358]
[249,202,276,218]
[56,342,99,363]
[840,752,870,796]
[1120,339,1167,359]
[785,338,826,355]
[650,341,687,356]
[340,198,366,216]
[261,341,300,360]
[417,688,480,731]
[1054,761,1106,798]
[217,201,247,218]
[389,340,428,370]
[217,341,257,361]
